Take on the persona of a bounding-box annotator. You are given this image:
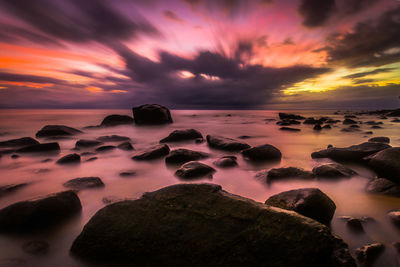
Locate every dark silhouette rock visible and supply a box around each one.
[0,137,39,147]
[277,119,301,126]
[280,127,301,132]
[392,118,400,123]
[366,178,400,197]
[368,136,390,143]
[346,218,364,232]
[132,144,170,160]
[206,135,250,151]
[0,183,29,198]
[0,191,81,233]
[278,113,305,120]
[365,121,383,126]
[160,129,203,143]
[70,184,355,266]
[36,125,82,138]
[165,149,208,164]
[95,146,117,153]
[132,104,172,125]
[260,167,314,183]
[365,147,400,183]
[388,210,400,225]
[314,124,322,131]
[344,115,357,119]
[11,154,19,159]
[119,171,136,177]
[63,177,104,190]
[75,139,102,149]
[355,243,384,266]
[242,144,281,162]
[175,161,215,179]
[56,153,80,164]
[323,125,332,129]
[312,163,357,179]
[117,142,134,151]
[343,119,357,125]
[213,156,238,168]
[265,188,336,225]
[100,115,133,127]
[311,142,391,161]
[303,117,319,124]
[96,135,131,142]
[86,157,98,162]
[387,109,400,117]
[16,142,60,154]
[371,125,382,129]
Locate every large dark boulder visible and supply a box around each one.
[0,191,81,233]
[242,144,282,162]
[312,163,357,179]
[132,144,170,160]
[366,178,400,197]
[175,161,216,179]
[365,147,400,183]
[265,188,336,225]
[63,177,104,190]
[165,149,209,164]
[16,142,60,153]
[0,137,39,147]
[160,129,203,143]
[206,135,250,151]
[70,184,355,266]
[259,167,314,183]
[311,142,391,161]
[75,139,103,149]
[100,115,133,127]
[132,104,172,125]
[56,153,81,164]
[36,125,82,138]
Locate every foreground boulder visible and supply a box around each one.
[132,144,170,160]
[132,104,172,125]
[16,142,60,153]
[63,177,104,190]
[355,243,384,266]
[0,137,39,147]
[265,188,336,225]
[175,161,216,179]
[312,163,357,179]
[366,178,400,197]
[36,125,82,138]
[242,144,281,162]
[365,147,400,183]
[260,167,314,183]
[56,153,81,164]
[311,142,391,161]
[206,135,250,151]
[70,184,355,266]
[160,129,203,143]
[100,115,134,127]
[0,191,81,233]
[165,149,208,164]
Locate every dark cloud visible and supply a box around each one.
[324,7,400,67]
[0,24,64,46]
[163,10,185,23]
[338,0,381,15]
[298,0,336,28]
[0,72,66,85]
[352,78,375,84]
[344,68,394,79]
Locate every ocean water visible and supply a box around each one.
[0,109,399,267]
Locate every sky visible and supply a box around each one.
[0,0,399,109]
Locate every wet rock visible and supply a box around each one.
[86,157,98,162]
[303,117,319,124]
[11,154,19,159]
[242,144,281,162]
[346,218,364,232]
[175,161,215,179]
[160,129,203,143]
[102,196,124,205]
[213,156,238,168]
[365,147,400,182]
[368,137,390,143]
[278,113,305,120]
[238,135,252,139]
[36,125,82,138]
[119,171,136,177]
[16,142,60,154]
[371,125,382,129]
[70,183,355,266]
[265,188,336,225]
[277,119,301,126]
[366,178,400,197]
[132,104,173,125]
[0,137,39,147]
[392,118,400,123]
[195,138,204,144]
[343,119,357,125]
[22,240,49,255]
[63,177,104,190]
[387,109,400,117]
[349,125,360,128]
[206,135,250,151]
[326,119,341,124]
[165,149,208,164]
[0,183,28,198]
[355,243,384,266]
[95,146,117,153]
[96,135,131,142]
[328,144,333,148]
[344,115,357,119]
[364,131,373,135]
[261,167,314,183]
[280,127,301,132]
[100,114,133,127]
[117,142,134,151]
[311,142,391,161]
[312,163,357,179]
[388,210,400,225]
[314,124,322,131]
[366,121,383,126]
[323,125,332,129]
[0,190,81,233]
[56,153,80,164]
[132,144,170,160]
[75,139,102,149]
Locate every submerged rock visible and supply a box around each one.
[311,142,391,161]
[365,147,400,183]
[56,153,80,164]
[0,183,29,198]
[175,161,216,179]
[279,127,301,132]
[278,113,305,120]
[265,188,336,225]
[343,119,357,125]
[368,136,390,143]
[63,177,104,190]
[75,139,102,149]
[355,243,384,266]
[242,144,281,162]
[36,125,82,138]
[132,104,172,125]
[132,144,170,160]
[213,156,238,168]
[160,129,203,143]
[388,210,400,225]
[95,146,117,153]
[314,124,322,131]
[206,135,250,151]
[70,183,355,266]
[366,178,400,197]
[16,142,60,154]
[261,167,314,183]
[96,135,131,142]
[100,114,133,127]
[312,163,357,179]
[346,218,364,233]
[117,142,134,151]
[0,191,81,233]
[0,137,39,147]
[165,149,208,164]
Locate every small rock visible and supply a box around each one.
[0,137,39,147]
[364,131,373,135]
[75,139,102,149]
[343,119,357,125]
[195,138,204,144]
[100,115,133,127]
[22,240,49,255]
[206,135,250,151]
[388,210,400,225]
[175,161,216,179]
[322,125,331,129]
[36,125,82,138]
[261,167,314,183]
[117,142,134,151]
[0,183,29,198]
[16,142,60,154]
[366,178,400,197]
[95,146,117,153]
[346,218,364,232]
[86,157,98,162]
[165,149,209,164]
[11,154,19,159]
[313,124,322,131]
[371,125,382,129]
[56,153,80,164]
[160,129,203,143]
[279,127,301,132]
[312,163,357,179]
[132,144,170,160]
[278,113,305,120]
[119,171,136,177]
[355,243,384,266]
[96,135,131,142]
[368,137,390,143]
[242,144,282,162]
[213,156,238,168]
[63,177,104,190]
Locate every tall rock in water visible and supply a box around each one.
[132,104,173,125]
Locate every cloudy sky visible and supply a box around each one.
[0,0,399,109]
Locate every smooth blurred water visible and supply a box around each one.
[0,109,399,267]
